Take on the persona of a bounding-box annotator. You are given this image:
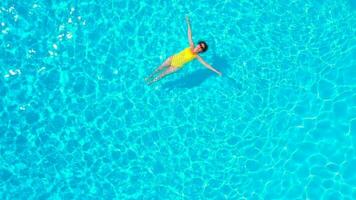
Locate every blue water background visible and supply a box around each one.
[1,0,356,199]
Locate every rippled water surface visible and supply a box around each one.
[1,0,356,199]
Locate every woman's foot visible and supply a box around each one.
[145,76,154,83]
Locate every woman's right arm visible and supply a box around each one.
[186,16,194,49]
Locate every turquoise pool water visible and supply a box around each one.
[1,0,356,199]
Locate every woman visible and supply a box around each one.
[145,16,222,85]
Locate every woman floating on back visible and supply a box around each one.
[145,16,222,85]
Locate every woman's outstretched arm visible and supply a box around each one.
[186,16,194,49]
[196,55,222,76]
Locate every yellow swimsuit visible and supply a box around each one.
[171,47,197,68]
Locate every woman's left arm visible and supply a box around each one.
[196,55,222,76]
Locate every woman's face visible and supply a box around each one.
[193,43,205,53]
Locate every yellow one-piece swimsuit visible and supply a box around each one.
[171,47,197,68]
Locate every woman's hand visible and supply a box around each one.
[185,15,190,23]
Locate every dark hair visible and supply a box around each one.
[198,41,208,53]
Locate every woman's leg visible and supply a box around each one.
[147,66,179,85]
[145,56,172,81]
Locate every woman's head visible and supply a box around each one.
[194,41,208,53]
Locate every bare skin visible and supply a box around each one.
[145,57,173,83]
[145,16,222,85]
